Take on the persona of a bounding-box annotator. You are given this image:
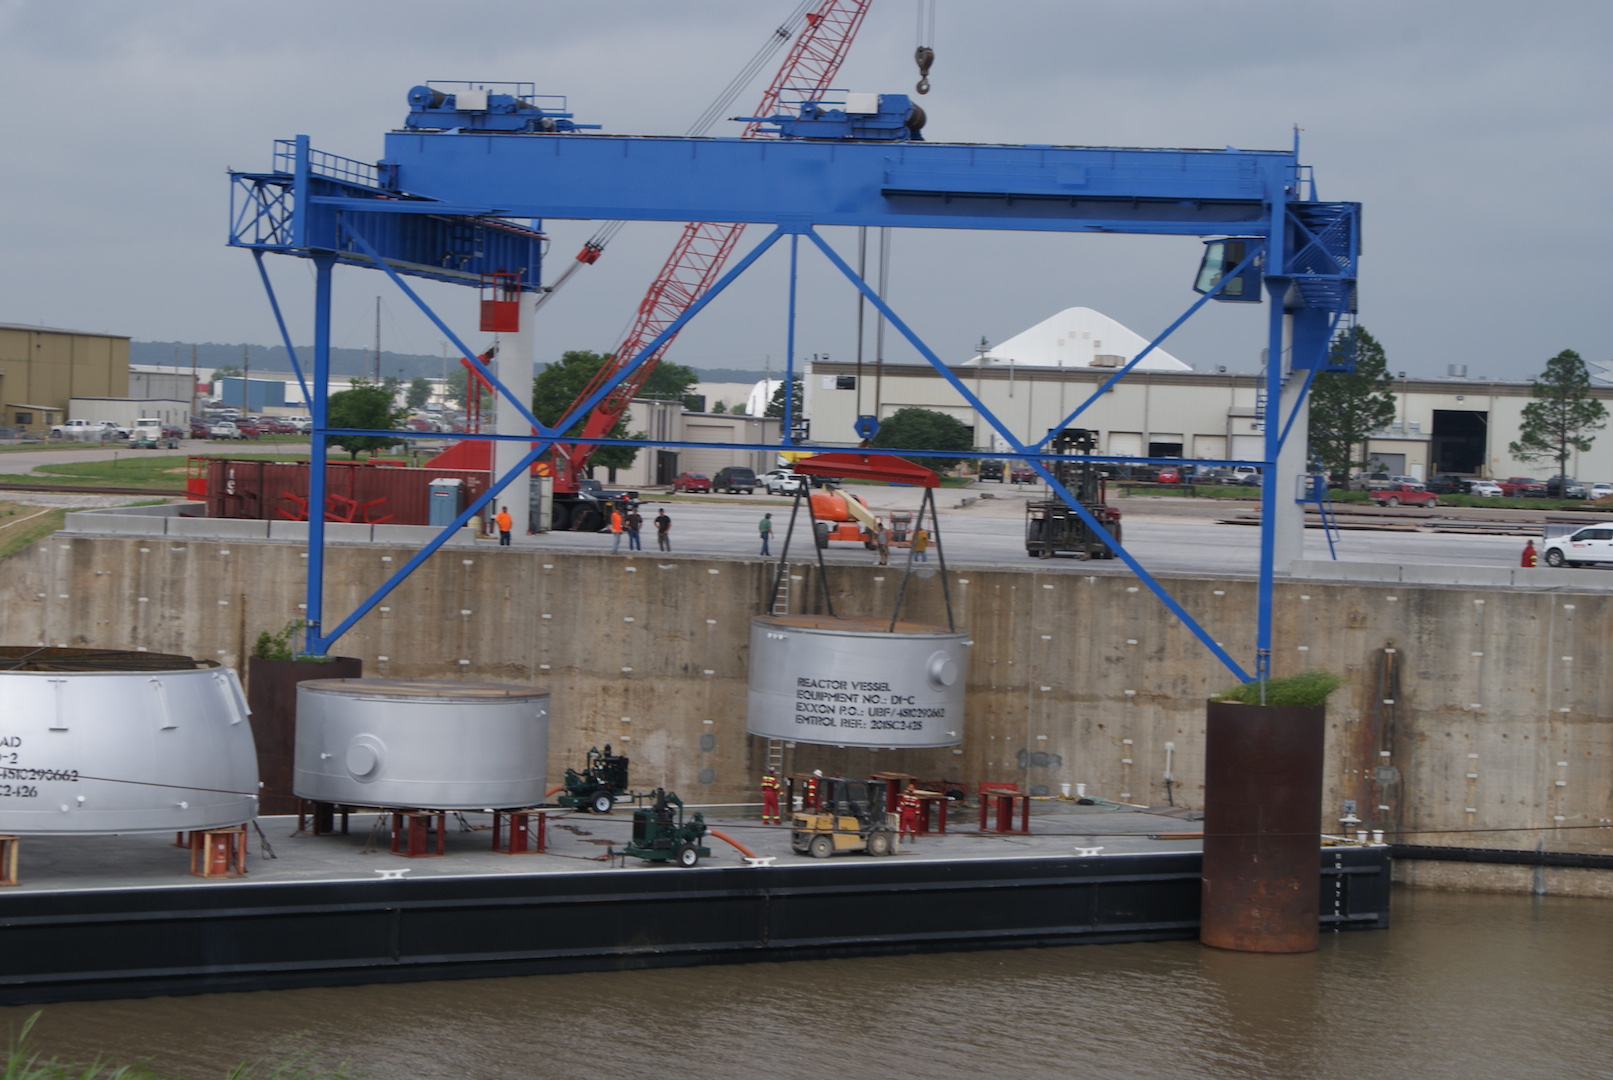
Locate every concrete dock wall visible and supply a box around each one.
[4,534,1609,893]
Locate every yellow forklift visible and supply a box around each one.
[791,776,898,858]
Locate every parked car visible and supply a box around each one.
[978,460,1005,482]
[1010,464,1037,484]
[672,472,711,493]
[1497,477,1546,497]
[713,466,756,493]
[1591,483,1613,501]
[190,420,212,439]
[1424,474,1472,495]
[234,421,263,439]
[1542,522,1613,568]
[209,421,245,439]
[1545,476,1587,499]
[1369,482,1438,508]
[761,469,807,495]
[1468,480,1503,498]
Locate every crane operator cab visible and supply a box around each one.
[1194,237,1265,303]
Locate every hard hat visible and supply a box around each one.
[812,769,823,777]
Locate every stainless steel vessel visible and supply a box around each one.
[747,615,968,749]
[294,679,549,810]
[0,647,258,834]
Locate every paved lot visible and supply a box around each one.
[0,444,1589,576]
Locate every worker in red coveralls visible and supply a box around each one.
[761,768,782,824]
[899,782,922,839]
[804,769,822,810]
[1521,539,1538,567]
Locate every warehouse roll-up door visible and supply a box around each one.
[1108,431,1143,456]
[1194,435,1226,460]
[1231,434,1264,461]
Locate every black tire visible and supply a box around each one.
[591,791,614,814]
[814,522,830,549]
[791,833,811,854]
[676,844,699,868]
[809,834,833,859]
[867,829,893,856]
[550,502,571,532]
[1545,549,1566,567]
[572,507,602,533]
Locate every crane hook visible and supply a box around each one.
[914,45,934,95]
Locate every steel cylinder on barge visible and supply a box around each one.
[294,679,549,810]
[0,647,258,835]
[747,615,967,748]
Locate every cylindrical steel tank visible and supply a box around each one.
[294,679,549,810]
[0,647,258,835]
[747,615,967,749]
[1200,700,1325,954]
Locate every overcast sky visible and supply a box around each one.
[1,0,1608,380]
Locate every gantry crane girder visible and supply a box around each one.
[228,99,1360,682]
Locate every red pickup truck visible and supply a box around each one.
[1497,477,1546,497]
[1370,482,1439,507]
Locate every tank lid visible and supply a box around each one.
[753,614,964,637]
[298,677,547,701]
[0,646,216,673]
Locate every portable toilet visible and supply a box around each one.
[428,478,464,527]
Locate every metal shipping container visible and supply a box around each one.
[203,459,491,525]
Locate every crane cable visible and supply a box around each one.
[574,1,816,259]
[915,0,936,94]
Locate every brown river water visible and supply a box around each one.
[5,887,1611,1080]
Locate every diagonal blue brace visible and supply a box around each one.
[252,250,312,411]
[310,444,547,653]
[303,225,790,655]
[804,228,1252,681]
[339,222,554,438]
[546,225,788,438]
[1044,243,1265,441]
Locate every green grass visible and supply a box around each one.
[1215,669,1344,708]
[0,455,305,491]
[0,504,67,560]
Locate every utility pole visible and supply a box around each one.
[242,345,250,412]
[190,344,198,420]
[373,296,381,381]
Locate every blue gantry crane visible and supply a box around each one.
[229,81,1359,685]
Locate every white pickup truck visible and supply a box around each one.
[49,419,128,441]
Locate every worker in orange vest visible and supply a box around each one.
[609,504,624,553]
[494,505,513,546]
[760,768,782,824]
[1521,539,1538,567]
[899,782,922,839]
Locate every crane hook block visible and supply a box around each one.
[854,415,880,441]
[914,46,934,95]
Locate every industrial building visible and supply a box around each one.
[804,349,1613,482]
[0,323,130,435]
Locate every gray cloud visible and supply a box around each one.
[0,0,1607,379]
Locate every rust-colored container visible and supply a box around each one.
[205,459,490,525]
[246,655,363,815]
[1200,700,1325,954]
